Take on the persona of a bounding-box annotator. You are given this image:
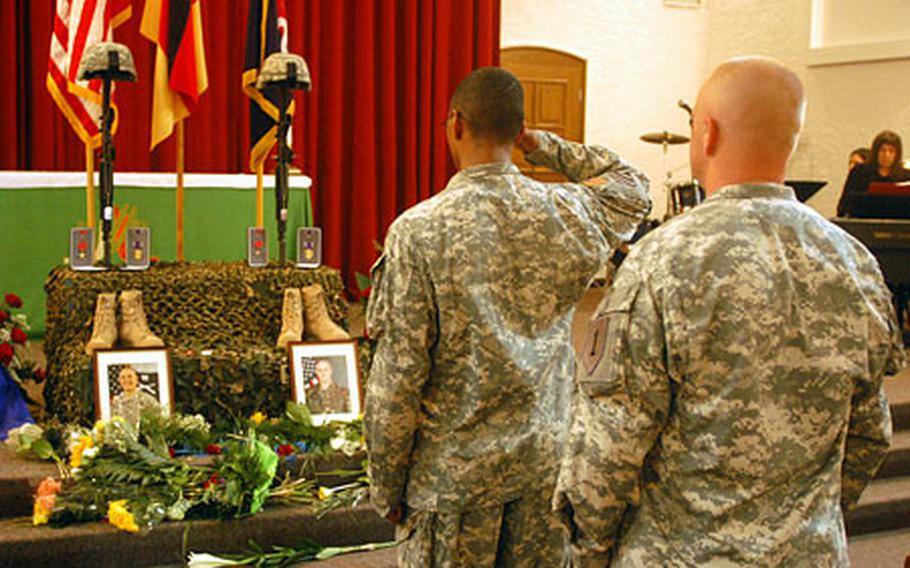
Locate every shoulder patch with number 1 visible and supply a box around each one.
[583,315,608,375]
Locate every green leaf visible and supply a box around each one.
[29,438,57,461]
[354,272,372,292]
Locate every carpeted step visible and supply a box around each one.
[0,446,58,520]
[847,476,910,536]
[0,503,393,568]
[878,430,910,479]
[849,526,910,568]
[886,374,910,432]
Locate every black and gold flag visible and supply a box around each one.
[242,0,293,172]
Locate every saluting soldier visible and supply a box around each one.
[557,56,906,567]
[365,67,651,567]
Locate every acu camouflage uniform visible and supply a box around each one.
[365,131,651,567]
[557,183,906,567]
[306,383,350,414]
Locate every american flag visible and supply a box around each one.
[299,357,319,390]
[46,0,132,147]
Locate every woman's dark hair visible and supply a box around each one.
[870,130,903,175]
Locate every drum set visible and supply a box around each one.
[640,100,704,219]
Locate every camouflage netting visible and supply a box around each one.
[44,262,370,430]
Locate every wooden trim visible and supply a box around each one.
[501,45,587,65]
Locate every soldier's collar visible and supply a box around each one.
[710,183,796,202]
[452,162,520,183]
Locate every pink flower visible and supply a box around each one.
[4,293,22,308]
[11,327,26,345]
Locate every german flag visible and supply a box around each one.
[243,0,294,173]
[140,0,208,150]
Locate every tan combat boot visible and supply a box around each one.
[118,290,164,348]
[85,293,117,355]
[302,284,350,340]
[276,287,304,348]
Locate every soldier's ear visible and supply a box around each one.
[453,111,466,141]
[703,117,719,157]
[515,124,526,144]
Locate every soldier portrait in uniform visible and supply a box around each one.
[93,348,173,423]
[289,341,361,424]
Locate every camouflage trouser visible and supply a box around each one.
[397,490,569,568]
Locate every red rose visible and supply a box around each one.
[0,311,8,324]
[205,444,222,455]
[277,444,295,457]
[168,447,176,458]
[11,327,26,345]
[203,472,222,489]
[4,293,22,308]
[0,343,13,366]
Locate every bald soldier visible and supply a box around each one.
[365,67,650,567]
[556,56,906,566]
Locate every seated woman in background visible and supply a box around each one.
[838,130,909,217]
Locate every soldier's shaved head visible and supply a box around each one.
[690,56,806,193]
[450,67,524,143]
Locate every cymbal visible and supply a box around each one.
[640,131,690,145]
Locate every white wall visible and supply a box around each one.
[502,0,910,217]
[501,0,709,218]
[707,0,910,215]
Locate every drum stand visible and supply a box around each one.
[661,139,674,221]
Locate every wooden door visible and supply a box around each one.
[501,47,586,182]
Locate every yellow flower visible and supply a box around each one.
[32,500,50,526]
[318,486,331,501]
[108,500,140,533]
[69,435,94,469]
[250,411,266,425]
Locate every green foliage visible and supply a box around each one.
[139,410,212,452]
[29,407,368,532]
[52,420,209,527]
[216,432,279,516]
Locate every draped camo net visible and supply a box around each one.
[43,262,366,430]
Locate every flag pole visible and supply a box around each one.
[85,142,96,229]
[256,163,264,228]
[176,119,185,261]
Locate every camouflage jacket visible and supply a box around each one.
[557,183,905,567]
[306,383,350,414]
[364,131,651,516]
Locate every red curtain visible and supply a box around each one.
[0,0,500,286]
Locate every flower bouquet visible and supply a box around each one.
[23,403,369,533]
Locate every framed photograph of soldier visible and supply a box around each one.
[93,348,174,423]
[288,340,362,425]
